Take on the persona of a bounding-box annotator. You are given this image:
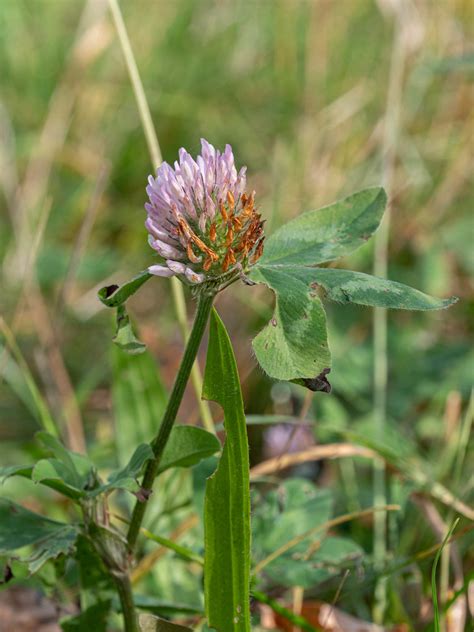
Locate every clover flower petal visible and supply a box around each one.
[145,139,264,287]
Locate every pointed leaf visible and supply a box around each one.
[0,464,33,482]
[32,459,86,500]
[157,425,221,474]
[36,432,94,489]
[278,266,458,310]
[91,443,154,496]
[0,462,88,501]
[203,309,251,631]
[258,187,387,266]
[249,265,331,387]
[98,270,152,307]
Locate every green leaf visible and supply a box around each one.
[139,614,193,632]
[249,262,456,387]
[98,270,152,307]
[249,265,331,387]
[74,535,114,592]
[158,425,221,474]
[32,459,86,500]
[0,464,34,482]
[248,186,455,387]
[203,309,251,631]
[277,266,458,310]
[36,432,94,489]
[264,536,363,589]
[0,499,78,573]
[258,187,387,266]
[60,600,111,632]
[113,304,147,355]
[91,443,154,497]
[0,461,89,501]
[252,479,333,556]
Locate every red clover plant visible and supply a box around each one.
[0,141,456,631]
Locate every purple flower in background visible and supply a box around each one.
[145,139,264,285]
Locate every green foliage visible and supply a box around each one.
[282,266,457,310]
[249,187,457,387]
[113,305,147,355]
[93,443,154,496]
[258,187,387,266]
[0,434,155,502]
[60,601,112,632]
[99,272,153,353]
[250,264,331,385]
[98,271,153,308]
[0,1,471,629]
[0,499,78,573]
[203,310,251,631]
[158,425,221,474]
[111,346,168,467]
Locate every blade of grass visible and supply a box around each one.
[0,316,59,438]
[252,590,318,632]
[107,0,213,434]
[432,519,460,632]
[373,4,409,621]
[140,528,204,566]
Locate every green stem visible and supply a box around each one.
[115,574,139,632]
[127,291,215,549]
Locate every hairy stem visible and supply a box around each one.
[114,574,139,632]
[127,292,215,549]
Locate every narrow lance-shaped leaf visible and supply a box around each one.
[258,187,387,266]
[203,309,251,631]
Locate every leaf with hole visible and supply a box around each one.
[98,270,152,307]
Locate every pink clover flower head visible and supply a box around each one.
[145,139,264,285]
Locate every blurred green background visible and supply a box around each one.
[0,0,472,629]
